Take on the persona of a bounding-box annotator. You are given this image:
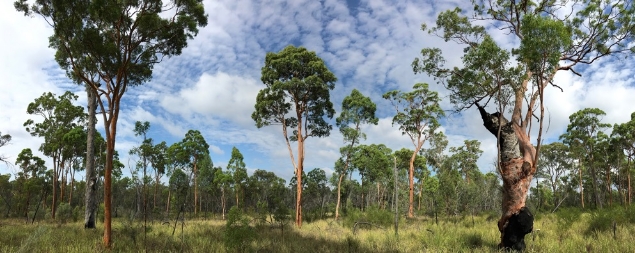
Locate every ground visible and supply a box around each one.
[1,210,634,252]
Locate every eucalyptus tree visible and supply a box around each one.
[304,168,329,219]
[14,0,207,245]
[214,168,233,220]
[537,142,571,209]
[560,108,610,208]
[227,147,248,209]
[171,130,209,215]
[0,132,11,164]
[61,126,88,206]
[24,91,86,219]
[412,1,635,249]
[448,140,483,184]
[351,144,393,211]
[252,45,337,227]
[150,141,168,209]
[612,112,635,205]
[383,83,443,218]
[129,121,153,227]
[334,89,378,219]
[15,148,46,219]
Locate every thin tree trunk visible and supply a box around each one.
[61,162,66,204]
[69,167,74,206]
[607,166,612,207]
[166,189,171,214]
[221,187,226,220]
[335,173,344,219]
[579,161,585,208]
[407,149,418,218]
[194,161,197,215]
[52,156,58,219]
[154,174,159,209]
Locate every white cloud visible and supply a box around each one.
[2,0,635,185]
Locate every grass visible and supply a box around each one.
[0,211,634,252]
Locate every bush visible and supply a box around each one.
[224,206,256,253]
[56,203,72,224]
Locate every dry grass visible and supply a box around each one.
[0,211,634,252]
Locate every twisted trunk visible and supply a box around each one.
[477,104,535,251]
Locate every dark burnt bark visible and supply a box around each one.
[476,103,535,250]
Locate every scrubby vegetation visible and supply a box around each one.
[2,208,635,252]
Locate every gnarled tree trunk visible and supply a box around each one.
[477,104,535,251]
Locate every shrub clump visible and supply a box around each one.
[224,206,256,253]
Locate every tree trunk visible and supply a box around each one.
[579,161,585,208]
[69,167,74,206]
[221,187,226,220]
[477,104,535,251]
[407,150,418,218]
[85,89,98,228]
[166,189,171,214]
[52,156,58,219]
[335,173,344,219]
[154,174,159,209]
[193,161,197,215]
[102,103,120,248]
[295,136,304,228]
[607,166,612,207]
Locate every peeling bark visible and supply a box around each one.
[477,103,535,250]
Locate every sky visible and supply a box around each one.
[1,0,635,184]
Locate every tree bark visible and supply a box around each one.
[52,156,58,219]
[476,104,535,250]
[335,173,344,219]
[295,135,304,228]
[193,160,197,215]
[579,159,584,208]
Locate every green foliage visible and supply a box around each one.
[517,15,572,74]
[224,206,256,252]
[56,203,73,224]
[252,45,337,138]
[555,207,583,230]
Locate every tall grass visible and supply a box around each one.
[1,209,634,252]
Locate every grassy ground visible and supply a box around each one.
[1,211,633,252]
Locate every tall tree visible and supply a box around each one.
[413,1,635,249]
[383,83,443,218]
[15,148,46,219]
[14,0,207,246]
[612,112,635,205]
[130,121,152,228]
[351,144,393,211]
[560,108,610,208]
[171,130,209,215]
[227,147,248,209]
[150,141,168,209]
[252,45,337,227]
[213,168,233,220]
[537,142,571,209]
[334,89,378,219]
[448,140,482,184]
[23,91,86,219]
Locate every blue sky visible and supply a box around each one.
[1,0,635,183]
